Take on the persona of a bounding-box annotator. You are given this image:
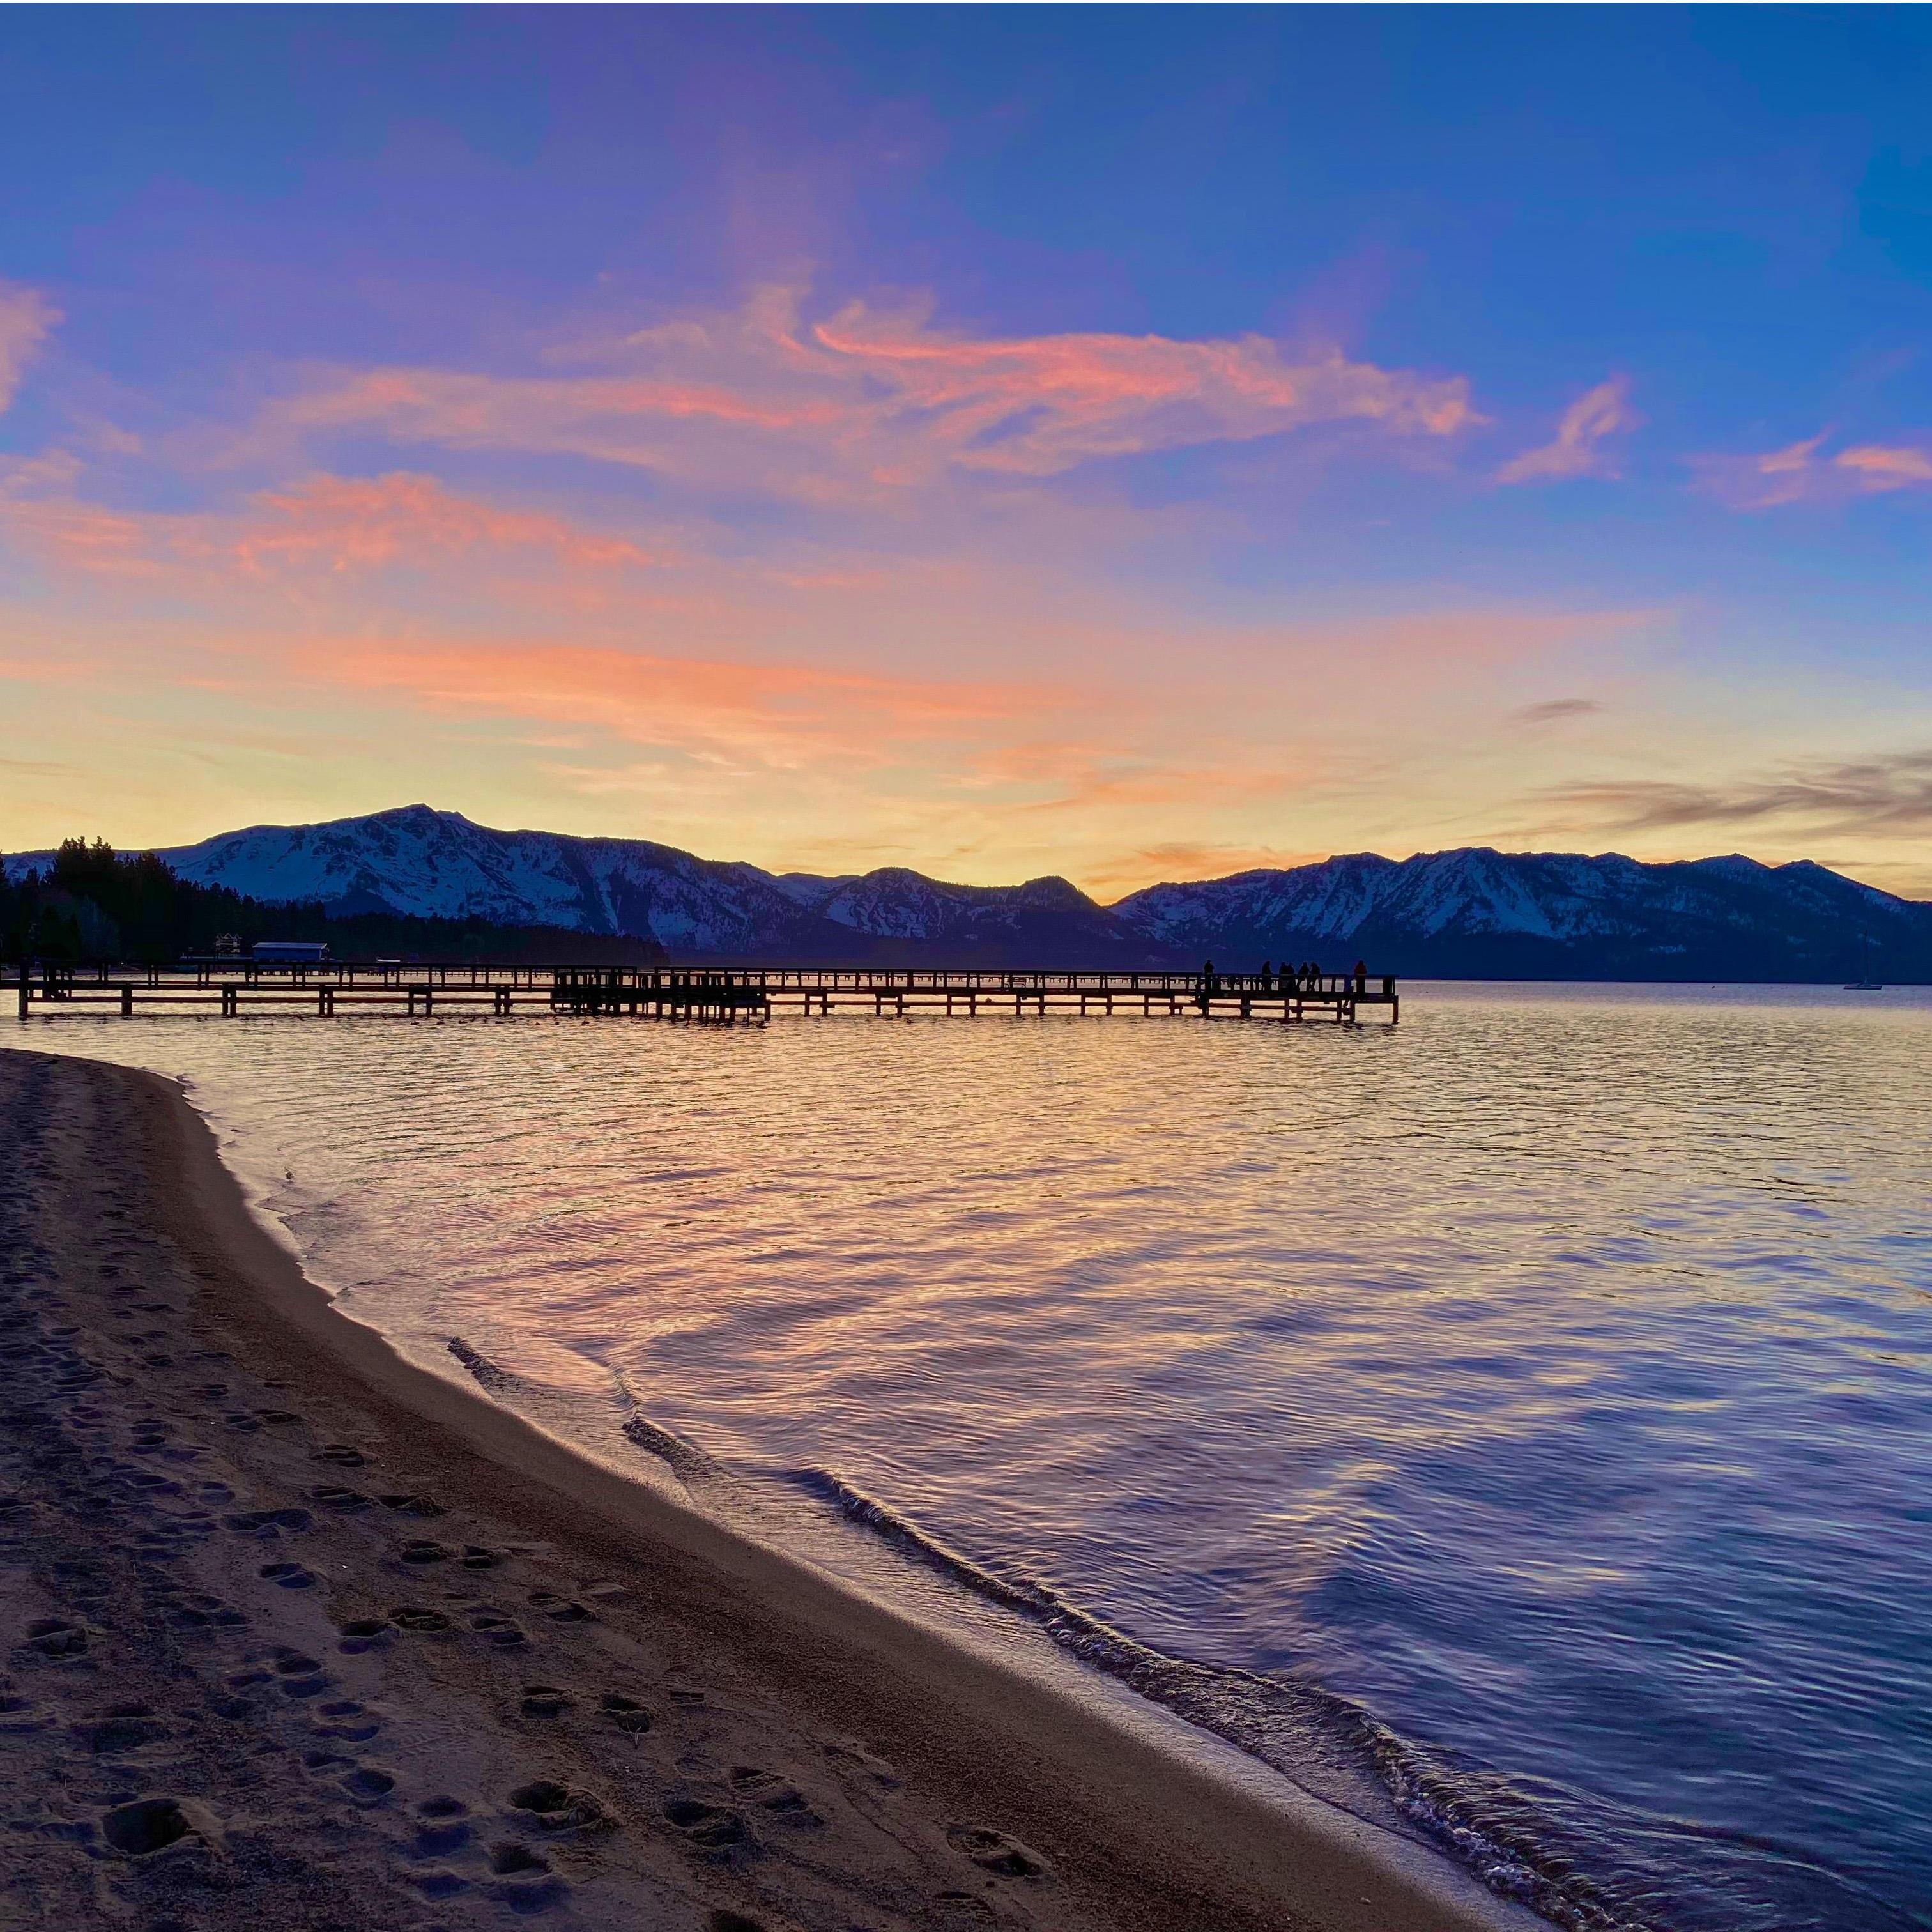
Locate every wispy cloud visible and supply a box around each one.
[1691,431,1932,509]
[237,286,1482,504]
[0,282,59,413]
[1084,839,1330,896]
[1511,696,1603,724]
[1498,376,1637,484]
[0,470,668,585]
[1543,749,1932,838]
[809,299,1483,475]
[321,638,1041,769]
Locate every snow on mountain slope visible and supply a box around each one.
[4,806,1151,962]
[9,809,1928,974]
[129,805,829,954]
[1108,844,1928,961]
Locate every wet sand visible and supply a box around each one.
[0,1047,1533,1932]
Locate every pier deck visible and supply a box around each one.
[12,962,1399,1025]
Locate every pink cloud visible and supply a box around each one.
[231,473,661,573]
[809,300,1482,474]
[0,282,59,413]
[1834,443,1932,489]
[310,638,1053,778]
[0,470,666,584]
[1083,840,1331,896]
[1691,431,1932,508]
[247,286,1482,497]
[1498,376,1637,484]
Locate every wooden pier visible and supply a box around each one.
[11,960,1399,1025]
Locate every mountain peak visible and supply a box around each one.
[7,805,1923,977]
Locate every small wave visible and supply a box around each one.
[614,1374,726,1485]
[447,1335,532,1397]
[796,1466,1643,1932]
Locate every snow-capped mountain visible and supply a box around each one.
[1109,846,1924,977]
[3,806,1153,966]
[8,804,1928,978]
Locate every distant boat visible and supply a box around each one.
[1844,978,1885,990]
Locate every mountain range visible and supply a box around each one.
[8,804,1928,980]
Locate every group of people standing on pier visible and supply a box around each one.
[1200,960,1369,995]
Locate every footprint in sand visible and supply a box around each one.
[509,1779,614,1834]
[0,1691,53,1735]
[391,1606,454,1634]
[488,1840,569,1913]
[489,1841,549,1875]
[946,1824,1052,1879]
[266,1647,327,1688]
[527,1590,593,1622]
[825,1740,902,1793]
[312,1443,366,1466]
[466,1609,528,1648]
[226,1506,312,1537]
[313,1699,382,1741]
[337,1616,394,1653]
[339,1763,395,1806]
[73,1702,171,1754]
[521,1684,574,1720]
[414,1795,472,1855]
[399,1538,450,1564]
[600,1692,652,1735]
[662,1797,746,1853]
[378,1492,445,1517]
[934,1891,1000,1927]
[461,1544,507,1570]
[309,1484,372,1512]
[100,1796,217,1859]
[259,1560,315,1589]
[22,1616,88,1659]
[728,1766,822,1827]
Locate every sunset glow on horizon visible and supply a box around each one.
[4,10,1932,897]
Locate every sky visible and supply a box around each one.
[3,6,1931,899]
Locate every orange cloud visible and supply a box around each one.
[248,286,1481,498]
[1691,431,1932,508]
[1834,443,1932,489]
[0,282,59,413]
[0,470,666,585]
[1083,840,1330,896]
[810,300,1482,474]
[316,638,1050,774]
[1498,376,1637,484]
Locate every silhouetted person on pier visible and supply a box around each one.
[1203,958,1216,995]
[1354,958,1367,995]
[1261,959,1273,992]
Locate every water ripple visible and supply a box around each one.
[12,981,1931,1931]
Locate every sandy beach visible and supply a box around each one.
[0,1046,1529,1932]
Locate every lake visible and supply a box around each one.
[12,981,1931,1931]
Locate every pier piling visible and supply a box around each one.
[12,960,1400,1027]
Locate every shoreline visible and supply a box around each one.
[1,1045,1537,1931]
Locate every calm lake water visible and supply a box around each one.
[12,983,1931,1931]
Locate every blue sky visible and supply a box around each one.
[3,6,1930,894]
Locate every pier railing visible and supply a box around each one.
[9,960,1398,1025]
